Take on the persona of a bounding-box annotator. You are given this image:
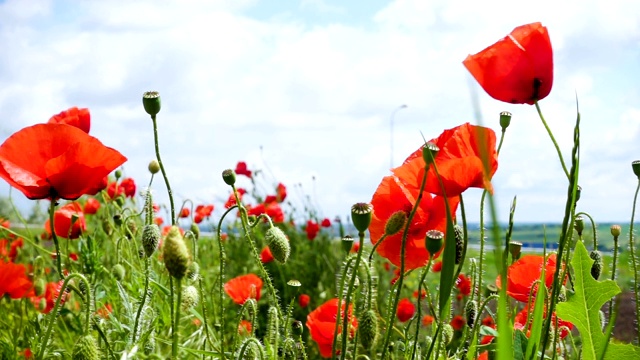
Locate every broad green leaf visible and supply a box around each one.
[513,330,528,360]
[556,241,640,360]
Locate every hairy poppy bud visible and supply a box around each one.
[101,218,113,235]
[113,214,123,226]
[190,223,200,240]
[148,159,160,174]
[633,160,640,179]
[341,235,354,254]
[266,306,279,346]
[499,111,512,130]
[425,230,444,258]
[574,216,584,236]
[181,285,199,311]
[454,224,464,264]
[421,142,440,166]
[187,262,200,282]
[351,203,373,233]
[465,300,478,329]
[112,264,125,281]
[442,324,454,345]
[222,169,236,186]
[509,241,522,261]
[385,211,407,236]
[265,226,290,263]
[359,309,379,350]
[72,335,100,360]
[34,278,47,297]
[590,250,603,280]
[163,226,191,279]
[141,224,161,257]
[142,91,161,116]
[610,224,621,238]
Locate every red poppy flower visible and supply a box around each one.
[0,260,33,299]
[83,197,100,215]
[498,254,559,303]
[351,242,360,253]
[393,123,498,197]
[119,177,136,198]
[31,280,67,313]
[235,161,252,178]
[195,204,214,220]
[514,304,573,339]
[154,217,164,226]
[260,246,274,263]
[44,202,86,239]
[306,220,320,240]
[238,320,252,335]
[482,315,495,327]
[48,107,91,134]
[276,182,287,202]
[370,175,459,269]
[0,124,126,200]
[265,202,284,223]
[194,213,204,224]
[85,176,107,196]
[306,298,358,358]
[422,315,434,327]
[95,303,113,319]
[463,22,553,105]
[224,274,263,305]
[413,289,426,299]
[153,203,160,213]
[432,261,442,272]
[321,218,331,228]
[456,274,472,297]
[396,298,415,322]
[9,238,23,262]
[179,208,190,218]
[451,315,466,331]
[225,188,246,208]
[299,294,310,308]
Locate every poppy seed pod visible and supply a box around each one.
[421,142,440,166]
[454,224,464,264]
[265,226,290,263]
[72,335,100,360]
[485,283,498,297]
[142,91,161,116]
[181,285,199,311]
[574,216,584,236]
[163,226,191,279]
[425,230,444,258]
[499,111,512,130]
[509,241,523,261]
[351,203,373,233]
[148,159,160,174]
[384,211,407,236]
[341,235,354,254]
[633,160,640,179]
[589,250,603,280]
[141,224,161,257]
[222,169,236,186]
[359,309,379,350]
[610,224,621,237]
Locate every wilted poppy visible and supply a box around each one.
[498,254,559,303]
[306,220,320,240]
[224,274,263,305]
[396,298,415,322]
[463,22,553,105]
[369,176,459,269]
[48,107,91,134]
[44,202,86,239]
[235,161,252,178]
[0,124,126,200]
[306,298,358,358]
[0,260,33,299]
[393,123,498,197]
[83,197,100,215]
[260,246,274,263]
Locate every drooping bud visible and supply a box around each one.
[509,241,522,261]
[610,224,621,238]
[190,223,200,240]
[141,224,161,257]
[187,262,200,282]
[465,300,478,329]
[163,226,191,279]
[341,235,354,254]
[148,159,160,174]
[454,224,464,264]
[351,203,373,233]
[442,324,454,345]
[34,278,47,296]
[142,91,161,116]
[266,306,279,347]
[633,160,640,179]
[499,111,512,130]
[359,309,379,350]
[222,169,236,186]
[101,218,113,235]
[421,142,440,166]
[181,285,199,311]
[72,335,100,360]
[425,230,444,258]
[112,264,125,281]
[265,226,290,263]
[589,250,603,280]
[574,216,584,236]
[385,211,407,236]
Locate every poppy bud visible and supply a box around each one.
[351,203,373,233]
[265,226,290,263]
[113,214,123,226]
[148,160,160,174]
[266,306,279,346]
[499,111,512,130]
[359,309,379,350]
[142,91,161,116]
[112,264,125,281]
[34,278,47,297]
[292,320,303,336]
[575,185,582,202]
[141,224,161,257]
[101,219,113,236]
[341,235,354,254]
[115,169,122,180]
[465,300,478,329]
[163,225,191,279]
[385,211,407,236]
[454,224,464,264]
[72,335,100,360]
[187,262,200,282]
[442,324,454,345]
[633,160,640,179]
[222,169,236,186]
[181,285,199,311]
[610,224,622,238]
[509,241,522,261]
[425,230,444,258]
[190,223,200,240]
[574,216,584,236]
[590,250,603,280]
[421,142,440,166]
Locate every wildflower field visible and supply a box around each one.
[2,21,640,360]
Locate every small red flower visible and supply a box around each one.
[44,202,86,239]
[48,107,91,134]
[9,238,23,262]
[235,161,252,178]
[321,218,331,228]
[514,305,573,339]
[463,22,553,105]
[299,294,310,308]
[119,177,136,198]
[481,315,495,327]
[456,274,472,297]
[351,242,360,253]
[413,289,426,299]
[179,208,190,218]
[432,261,442,272]
[396,298,415,322]
[422,315,434,327]
[238,320,252,335]
[0,260,33,299]
[306,299,358,358]
[306,220,320,240]
[0,124,126,200]
[225,188,246,208]
[276,183,287,202]
[95,303,113,318]
[498,254,559,303]
[260,246,274,263]
[451,315,466,331]
[83,197,100,215]
[224,274,263,305]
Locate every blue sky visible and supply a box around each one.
[0,0,639,225]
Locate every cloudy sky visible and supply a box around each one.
[0,0,639,225]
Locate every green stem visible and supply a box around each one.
[150,114,176,225]
[609,232,619,316]
[48,200,63,279]
[339,231,365,357]
[629,179,640,343]
[411,258,432,359]
[217,206,236,359]
[173,278,182,358]
[575,211,598,249]
[331,255,356,359]
[132,257,150,344]
[534,101,570,180]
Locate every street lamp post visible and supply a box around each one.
[390,104,408,169]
